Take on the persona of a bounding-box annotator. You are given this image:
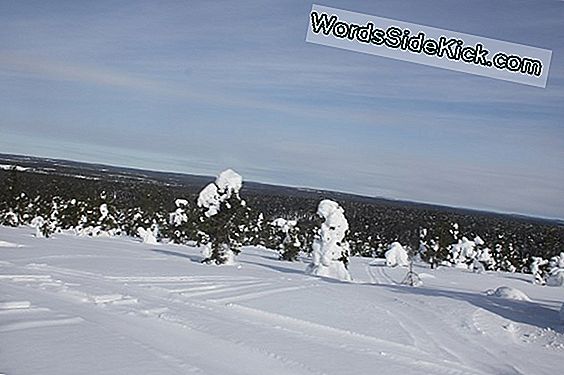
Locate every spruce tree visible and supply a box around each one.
[271,218,302,261]
[196,169,250,265]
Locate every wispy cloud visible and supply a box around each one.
[1,0,563,218]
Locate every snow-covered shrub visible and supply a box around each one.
[485,286,530,301]
[271,218,301,261]
[401,245,422,287]
[530,257,549,285]
[385,242,409,267]
[546,252,564,287]
[244,211,265,246]
[30,216,47,238]
[137,226,158,245]
[306,199,351,281]
[197,169,249,265]
[449,237,477,269]
[420,222,458,268]
[165,199,197,244]
[0,209,19,226]
[474,244,496,272]
[78,196,121,237]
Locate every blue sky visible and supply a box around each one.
[1,0,563,218]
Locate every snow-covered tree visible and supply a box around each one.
[56,198,84,231]
[271,218,301,261]
[306,199,351,281]
[165,199,197,244]
[196,169,249,265]
[416,228,428,262]
[385,242,409,267]
[471,236,496,272]
[546,252,564,287]
[448,237,477,268]
[137,226,159,245]
[77,191,121,237]
[30,216,47,237]
[530,256,549,285]
[402,245,422,287]
[245,211,265,246]
[425,221,456,267]
[0,209,19,226]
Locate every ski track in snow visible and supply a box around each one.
[365,261,399,286]
[364,266,497,372]
[0,316,84,332]
[3,263,484,375]
[1,227,563,375]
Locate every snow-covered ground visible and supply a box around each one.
[0,226,562,375]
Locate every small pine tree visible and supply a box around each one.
[402,246,422,287]
[164,199,198,244]
[271,218,302,261]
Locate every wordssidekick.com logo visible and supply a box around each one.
[306,5,552,87]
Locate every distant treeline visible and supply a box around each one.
[0,167,562,273]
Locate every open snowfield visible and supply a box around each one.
[0,226,562,375]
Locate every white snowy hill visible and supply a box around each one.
[0,226,562,375]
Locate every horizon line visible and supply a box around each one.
[1,151,563,224]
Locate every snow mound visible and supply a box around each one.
[0,301,31,309]
[418,273,436,279]
[546,269,564,287]
[486,286,531,301]
[385,242,409,267]
[0,240,22,248]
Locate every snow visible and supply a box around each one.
[0,164,29,172]
[174,199,189,207]
[0,300,31,309]
[197,183,221,217]
[449,237,477,267]
[385,242,409,267]
[531,257,549,285]
[1,225,563,375]
[486,286,531,301]
[30,216,45,237]
[137,227,158,245]
[271,218,297,233]
[197,169,243,217]
[170,198,190,226]
[547,269,564,287]
[99,203,109,219]
[215,169,243,197]
[306,200,351,281]
[547,252,564,287]
[0,240,22,248]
